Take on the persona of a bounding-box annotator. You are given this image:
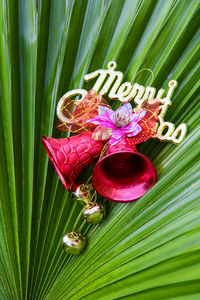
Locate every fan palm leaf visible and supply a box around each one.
[0,0,199,299]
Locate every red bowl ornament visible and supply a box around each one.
[92,138,156,202]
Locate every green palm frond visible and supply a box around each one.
[0,0,200,299]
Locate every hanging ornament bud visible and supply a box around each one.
[83,203,105,224]
[72,184,93,202]
[62,232,86,255]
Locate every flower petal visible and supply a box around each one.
[92,126,113,140]
[123,121,138,132]
[112,128,125,140]
[109,111,116,123]
[86,116,115,128]
[98,121,116,129]
[130,110,146,122]
[126,123,142,137]
[115,103,133,117]
[98,105,113,116]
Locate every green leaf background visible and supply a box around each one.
[0,0,200,299]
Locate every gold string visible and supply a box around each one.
[131,68,154,86]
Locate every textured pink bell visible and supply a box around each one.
[41,132,104,191]
[92,138,156,202]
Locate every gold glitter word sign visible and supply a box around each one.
[57,61,187,144]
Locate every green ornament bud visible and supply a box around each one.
[62,232,86,255]
[83,203,105,224]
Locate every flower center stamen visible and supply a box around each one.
[115,112,130,127]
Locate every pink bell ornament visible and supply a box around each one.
[41,132,104,191]
[92,138,156,202]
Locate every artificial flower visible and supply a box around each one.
[87,103,146,145]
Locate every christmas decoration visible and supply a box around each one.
[83,203,105,224]
[62,232,86,255]
[92,138,156,202]
[57,61,187,144]
[41,132,104,192]
[41,61,187,254]
[43,88,160,201]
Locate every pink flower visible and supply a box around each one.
[86,103,146,145]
